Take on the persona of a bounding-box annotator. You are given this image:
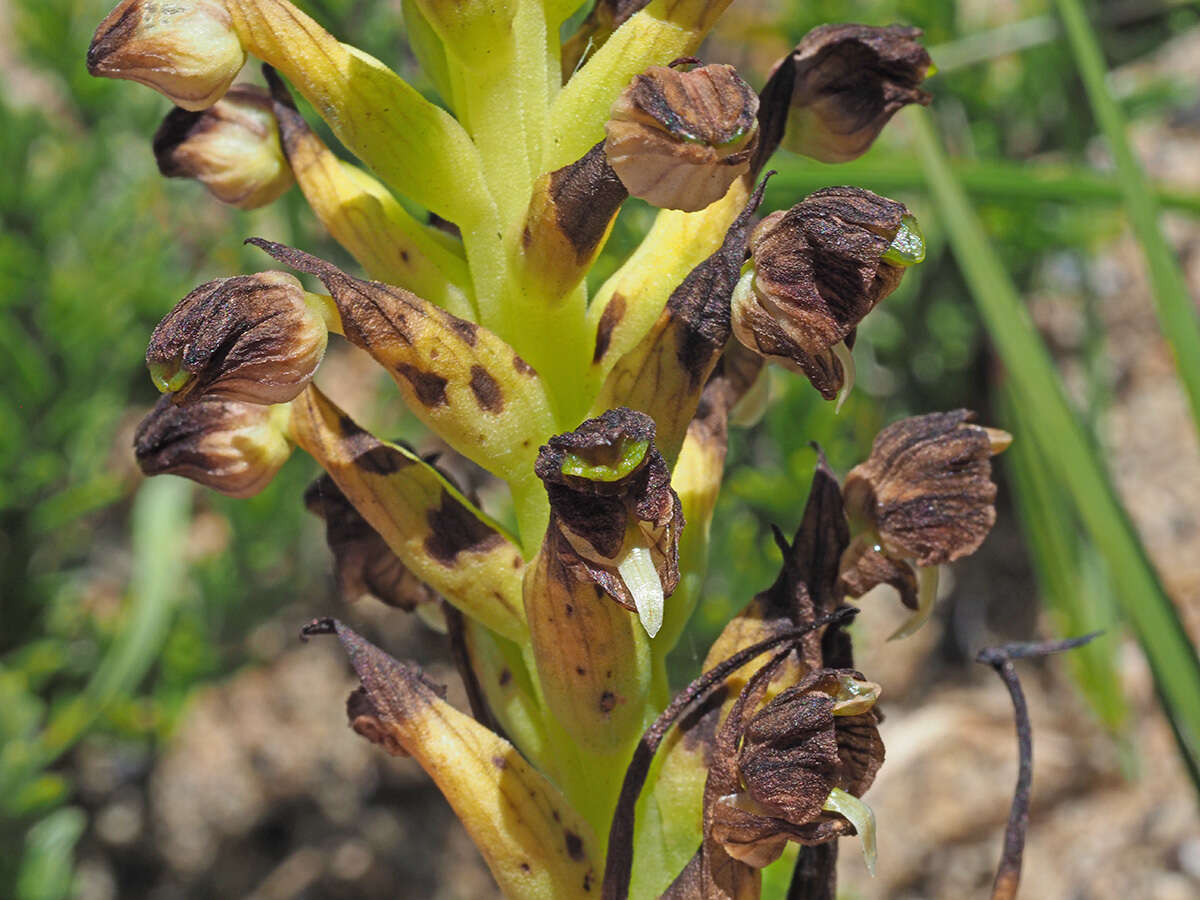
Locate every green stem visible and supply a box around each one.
[1052,0,1200,433]
[909,107,1200,792]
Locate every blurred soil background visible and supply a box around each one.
[3,0,1200,897]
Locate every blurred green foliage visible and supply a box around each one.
[3,0,1200,895]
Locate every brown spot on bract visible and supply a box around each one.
[498,668,512,686]
[513,354,536,376]
[575,666,586,676]
[394,362,448,407]
[564,830,585,861]
[356,445,407,476]
[549,143,627,262]
[469,365,504,413]
[520,862,531,873]
[584,871,593,891]
[592,293,626,364]
[400,249,409,263]
[599,691,617,713]
[424,493,505,566]
[565,603,575,616]
[443,311,478,346]
[491,755,508,769]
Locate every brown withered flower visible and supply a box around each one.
[710,667,883,872]
[146,271,329,406]
[771,24,932,164]
[87,0,246,111]
[839,409,1011,637]
[304,474,438,612]
[133,395,293,497]
[604,63,759,212]
[534,408,683,637]
[154,85,295,209]
[731,186,923,402]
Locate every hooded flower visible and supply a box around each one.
[605,62,759,212]
[534,408,683,637]
[133,394,292,497]
[154,84,295,209]
[731,186,923,401]
[146,271,329,406]
[778,24,932,163]
[709,667,884,870]
[839,410,1010,636]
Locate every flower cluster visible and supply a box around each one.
[91,0,1004,896]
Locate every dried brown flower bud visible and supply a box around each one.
[843,410,1005,566]
[153,85,294,209]
[731,186,922,400]
[87,0,246,111]
[778,24,932,163]
[838,410,1010,637]
[604,63,759,212]
[134,395,292,497]
[534,408,683,636]
[304,474,438,611]
[146,271,328,406]
[711,667,884,869]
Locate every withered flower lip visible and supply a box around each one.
[732,186,911,400]
[146,271,326,406]
[605,63,760,212]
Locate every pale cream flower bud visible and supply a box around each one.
[154,85,293,209]
[87,0,246,111]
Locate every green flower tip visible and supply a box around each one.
[560,437,649,482]
[149,359,191,394]
[881,214,925,266]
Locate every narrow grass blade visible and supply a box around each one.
[910,107,1200,791]
[1000,383,1128,735]
[1053,0,1200,432]
[37,477,193,762]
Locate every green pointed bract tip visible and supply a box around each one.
[148,360,191,394]
[822,787,877,877]
[560,438,649,482]
[926,60,939,78]
[881,214,925,266]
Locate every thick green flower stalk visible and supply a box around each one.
[89,2,1011,896]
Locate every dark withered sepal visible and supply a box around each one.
[134,394,291,498]
[304,474,438,611]
[762,24,932,165]
[535,408,682,611]
[146,271,326,406]
[732,187,911,399]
